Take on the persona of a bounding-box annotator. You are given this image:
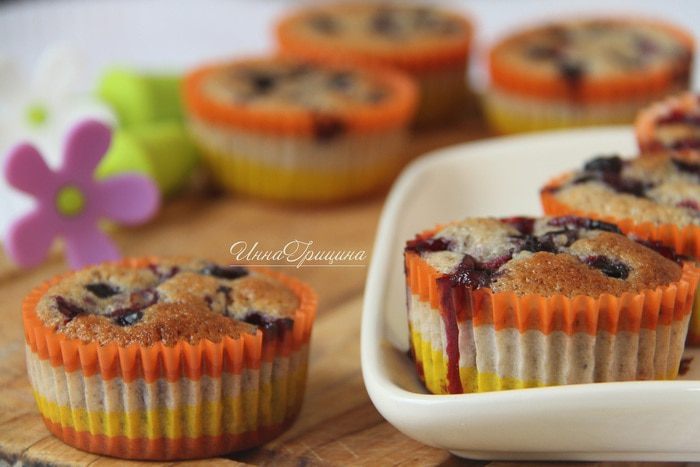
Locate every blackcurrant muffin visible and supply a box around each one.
[636,92,700,158]
[276,2,473,125]
[23,257,317,460]
[405,216,699,394]
[543,154,700,228]
[486,17,694,133]
[542,153,700,344]
[183,56,417,202]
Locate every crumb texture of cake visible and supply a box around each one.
[407,216,681,297]
[36,258,299,347]
[549,154,700,227]
[278,3,471,62]
[201,60,393,114]
[185,56,417,139]
[495,231,680,296]
[492,18,692,91]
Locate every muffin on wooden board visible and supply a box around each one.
[183,57,417,202]
[23,257,317,460]
[276,2,472,126]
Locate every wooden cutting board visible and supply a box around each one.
[0,118,687,466]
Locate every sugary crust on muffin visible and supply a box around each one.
[58,301,251,347]
[281,3,471,55]
[426,218,518,270]
[408,216,682,298]
[228,276,300,318]
[493,19,691,80]
[647,180,700,210]
[492,251,624,296]
[492,232,681,296]
[36,264,159,328]
[553,154,700,226]
[424,251,465,274]
[36,259,300,346]
[555,183,696,226]
[201,59,392,114]
[621,153,677,182]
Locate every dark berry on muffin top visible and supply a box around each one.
[546,153,700,227]
[406,216,682,297]
[36,258,299,346]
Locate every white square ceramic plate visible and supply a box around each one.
[361,126,700,462]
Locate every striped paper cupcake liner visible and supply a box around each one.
[542,175,700,345]
[188,118,407,202]
[405,231,700,394]
[23,259,317,460]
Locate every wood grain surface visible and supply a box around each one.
[0,118,692,466]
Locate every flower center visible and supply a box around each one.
[55,185,86,217]
[26,103,49,127]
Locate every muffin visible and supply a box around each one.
[485,17,694,134]
[276,2,472,126]
[405,216,699,394]
[23,258,316,460]
[541,153,700,344]
[183,57,416,202]
[636,92,700,158]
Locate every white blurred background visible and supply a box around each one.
[2,0,700,92]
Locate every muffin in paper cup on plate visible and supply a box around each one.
[541,153,700,344]
[404,216,699,393]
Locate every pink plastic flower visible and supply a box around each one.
[4,119,159,269]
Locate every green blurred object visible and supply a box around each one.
[97,122,199,196]
[98,68,184,126]
[96,67,200,196]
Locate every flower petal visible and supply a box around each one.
[64,225,120,269]
[61,119,112,180]
[5,208,57,267]
[4,143,56,198]
[93,174,160,224]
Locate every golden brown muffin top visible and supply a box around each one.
[36,258,299,346]
[493,18,691,82]
[406,216,682,298]
[201,58,392,113]
[550,153,700,227]
[279,3,471,54]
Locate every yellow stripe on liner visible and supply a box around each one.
[32,364,310,439]
[410,329,677,394]
[200,147,398,202]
